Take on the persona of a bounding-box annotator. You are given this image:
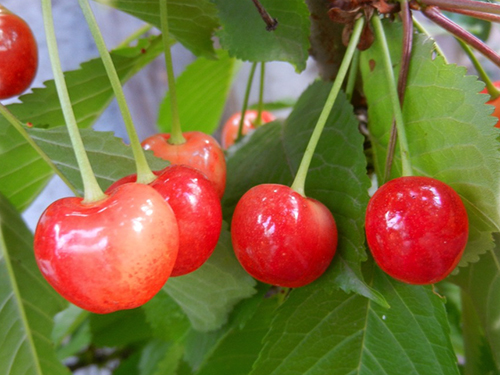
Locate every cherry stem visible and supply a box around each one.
[251,0,278,31]
[41,0,106,203]
[255,62,266,127]
[421,6,500,68]
[384,0,413,183]
[236,62,258,143]
[372,15,413,178]
[290,17,365,197]
[78,0,156,185]
[160,0,185,145]
[345,49,360,102]
[458,39,500,99]
[0,104,79,196]
[417,0,500,16]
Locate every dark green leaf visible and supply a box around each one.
[223,81,385,306]
[90,308,152,347]
[139,340,184,375]
[0,36,164,211]
[29,127,168,195]
[93,0,218,58]
[157,49,240,134]
[212,0,310,71]
[0,193,70,375]
[359,21,500,268]
[451,233,500,371]
[251,266,459,375]
[163,223,257,332]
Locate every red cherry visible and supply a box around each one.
[108,165,223,277]
[365,176,469,285]
[231,184,338,288]
[0,6,38,99]
[481,81,500,128]
[142,131,226,198]
[34,183,179,314]
[221,110,276,149]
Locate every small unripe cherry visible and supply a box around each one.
[365,176,469,285]
[221,110,276,149]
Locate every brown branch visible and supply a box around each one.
[417,0,500,15]
[422,6,500,68]
[438,7,500,23]
[384,0,413,183]
[251,0,278,31]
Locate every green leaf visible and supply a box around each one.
[163,223,257,332]
[212,0,310,71]
[223,81,386,306]
[0,36,164,211]
[139,340,184,375]
[93,0,218,58]
[251,266,460,375]
[157,49,241,134]
[359,21,500,268]
[450,233,500,371]
[0,193,70,375]
[195,293,276,375]
[28,126,168,195]
[90,308,153,347]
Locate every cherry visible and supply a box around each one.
[365,176,469,285]
[142,131,226,198]
[108,165,222,277]
[221,110,276,149]
[0,6,38,99]
[231,184,338,288]
[481,81,500,128]
[34,183,179,314]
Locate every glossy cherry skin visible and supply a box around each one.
[221,110,276,149]
[365,176,469,285]
[481,81,500,128]
[142,131,226,198]
[108,165,223,276]
[34,183,179,314]
[0,6,38,99]
[231,184,338,288]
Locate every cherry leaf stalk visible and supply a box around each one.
[236,62,258,143]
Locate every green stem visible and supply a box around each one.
[412,17,448,63]
[255,62,266,126]
[0,105,79,196]
[290,17,365,197]
[372,16,413,177]
[41,0,105,203]
[345,49,360,102]
[78,0,156,185]
[236,62,258,143]
[160,0,185,145]
[116,24,153,49]
[458,39,500,99]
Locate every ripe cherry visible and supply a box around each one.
[34,183,179,314]
[481,81,500,128]
[142,131,226,198]
[108,165,223,277]
[231,184,338,288]
[365,176,469,285]
[0,6,38,99]
[221,110,276,149]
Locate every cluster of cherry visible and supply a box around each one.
[0,6,472,316]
